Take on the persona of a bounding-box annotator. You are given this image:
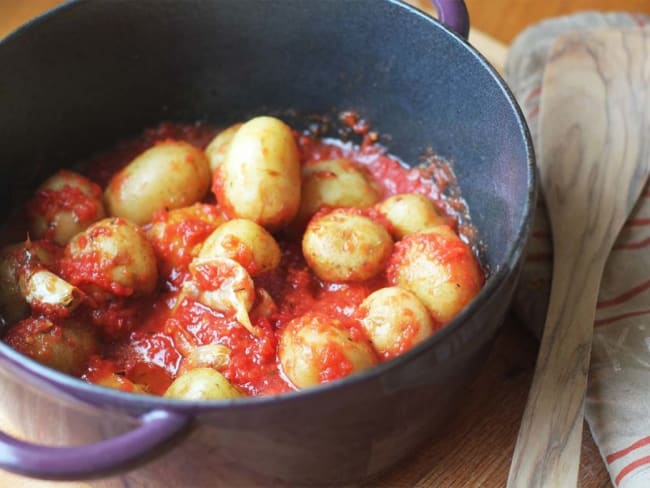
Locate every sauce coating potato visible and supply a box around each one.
[302,209,393,282]
[357,287,434,359]
[279,314,377,388]
[376,193,447,239]
[297,159,381,222]
[4,317,96,375]
[105,140,211,225]
[215,116,301,229]
[387,226,483,324]
[146,203,224,280]
[62,218,158,297]
[164,368,242,400]
[27,170,106,245]
[205,123,242,173]
[198,219,281,276]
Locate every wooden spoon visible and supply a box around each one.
[507,28,650,487]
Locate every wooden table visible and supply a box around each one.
[2,1,644,486]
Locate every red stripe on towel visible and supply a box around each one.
[607,435,650,464]
[595,309,650,327]
[625,218,650,226]
[615,455,650,486]
[614,236,650,250]
[525,86,541,103]
[597,279,650,309]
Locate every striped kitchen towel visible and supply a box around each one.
[505,12,650,488]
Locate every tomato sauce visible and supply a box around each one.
[3,119,483,398]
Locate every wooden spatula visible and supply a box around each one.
[507,28,650,487]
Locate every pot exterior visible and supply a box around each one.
[0,0,535,484]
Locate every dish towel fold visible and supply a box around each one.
[505,12,650,488]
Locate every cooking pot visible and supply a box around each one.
[0,0,535,485]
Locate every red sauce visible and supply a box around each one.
[3,120,484,397]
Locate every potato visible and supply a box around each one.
[198,219,281,276]
[183,257,257,335]
[0,242,60,324]
[205,123,242,173]
[0,244,30,324]
[146,203,224,279]
[95,373,147,394]
[215,116,300,229]
[387,226,483,324]
[27,170,106,245]
[376,193,447,239]
[279,314,377,388]
[302,209,393,282]
[164,368,242,400]
[62,218,158,297]
[358,287,434,359]
[4,317,97,375]
[297,159,381,222]
[105,140,211,225]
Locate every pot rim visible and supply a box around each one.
[0,0,537,412]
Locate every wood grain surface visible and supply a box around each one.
[0,1,628,487]
[508,29,650,487]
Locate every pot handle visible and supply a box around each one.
[0,409,189,480]
[431,0,470,39]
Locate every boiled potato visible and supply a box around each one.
[105,140,211,225]
[205,123,242,173]
[95,373,147,394]
[358,287,434,358]
[198,219,281,276]
[146,203,224,279]
[387,226,483,324]
[4,317,97,375]
[183,257,257,335]
[376,193,446,239]
[63,218,158,297]
[0,242,60,324]
[0,244,30,324]
[216,116,300,229]
[164,368,242,400]
[302,209,393,282]
[279,314,377,388]
[27,170,106,245]
[297,159,381,222]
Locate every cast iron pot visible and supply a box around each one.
[0,0,535,485]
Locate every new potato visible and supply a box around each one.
[358,286,434,358]
[105,140,211,225]
[199,219,281,276]
[216,116,301,229]
[302,209,393,282]
[64,218,158,297]
[298,159,381,222]
[279,314,377,388]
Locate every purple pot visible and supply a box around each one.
[0,0,535,484]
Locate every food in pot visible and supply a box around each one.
[0,115,484,398]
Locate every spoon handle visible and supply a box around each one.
[508,251,605,487]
